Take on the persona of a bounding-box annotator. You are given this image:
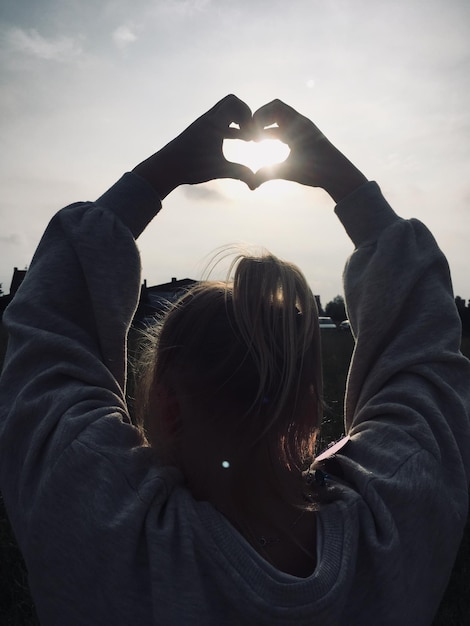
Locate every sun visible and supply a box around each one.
[223,139,290,173]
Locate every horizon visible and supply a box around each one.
[1,266,469,312]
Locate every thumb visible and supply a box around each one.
[220,161,257,189]
[252,162,290,189]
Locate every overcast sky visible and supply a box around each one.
[1,0,469,306]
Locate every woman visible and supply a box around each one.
[0,95,469,625]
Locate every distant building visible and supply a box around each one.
[0,268,28,317]
[1,270,197,321]
[134,277,198,328]
[9,268,27,296]
[315,295,324,316]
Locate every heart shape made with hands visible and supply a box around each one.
[223,138,290,173]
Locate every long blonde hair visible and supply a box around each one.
[135,251,323,472]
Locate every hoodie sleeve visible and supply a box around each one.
[319,181,470,625]
[0,172,162,544]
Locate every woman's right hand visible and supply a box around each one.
[133,95,255,199]
[252,99,368,203]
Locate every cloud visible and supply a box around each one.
[3,27,83,62]
[161,0,211,16]
[0,233,22,246]
[181,184,228,202]
[112,25,137,49]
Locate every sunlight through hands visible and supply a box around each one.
[223,139,290,173]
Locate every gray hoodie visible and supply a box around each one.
[1,174,469,625]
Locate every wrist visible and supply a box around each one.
[319,146,368,203]
[132,146,181,200]
[324,169,368,204]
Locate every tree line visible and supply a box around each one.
[455,297,470,335]
[323,295,470,336]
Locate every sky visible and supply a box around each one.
[1,0,469,307]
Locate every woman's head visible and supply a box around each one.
[136,251,323,479]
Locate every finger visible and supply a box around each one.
[224,125,253,141]
[252,99,298,132]
[252,161,291,187]
[219,160,256,189]
[203,94,241,117]
[253,126,282,141]
[213,94,253,133]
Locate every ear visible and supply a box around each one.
[151,382,182,436]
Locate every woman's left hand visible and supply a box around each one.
[133,94,255,199]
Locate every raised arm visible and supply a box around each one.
[254,99,470,623]
[0,94,255,550]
